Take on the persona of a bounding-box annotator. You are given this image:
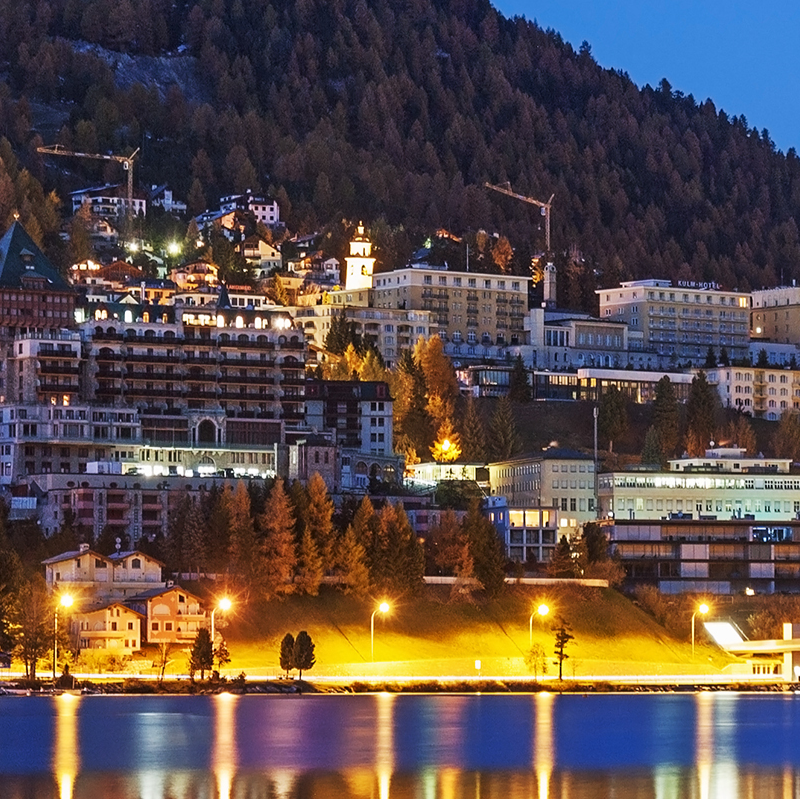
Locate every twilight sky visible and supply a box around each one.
[495,0,800,154]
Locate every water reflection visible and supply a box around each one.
[3,693,800,798]
[53,694,80,799]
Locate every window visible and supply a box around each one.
[151,622,159,631]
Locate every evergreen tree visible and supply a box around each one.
[463,499,505,597]
[189,628,214,680]
[183,498,208,580]
[416,335,459,410]
[324,309,351,355]
[756,349,770,367]
[548,535,578,578]
[371,503,424,595]
[641,426,662,465]
[685,371,718,456]
[580,522,610,566]
[279,632,295,677]
[553,618,575,680]
[295,527,323,596]
[489,396,521,460]
[10,575,51,681]
[293,630,316,679]
[227,481,261,595]
[653,376,680,461]
[359,349,387,382]
[0,549,23,651]
[392,348,433,463]
[336,524,370,597]
[214,640,231,671]
[719,347,731,367]
[508,354,531,402]
[460,396,488,462]
[704,346,717,368]
[430,418,461,463]
[306,472,335,570]
[204,484,232,573]
[598,386,628,453]
[259,480,297,597]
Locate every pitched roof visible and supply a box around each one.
[108,550,165,567]
[80,601,145,618]
[126,584,203,603]
[41,548,110,565]
[0,221,71,291]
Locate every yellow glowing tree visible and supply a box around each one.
[430,420,461,463]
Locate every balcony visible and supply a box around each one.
[39,364,80,375]
[185,388,219,399]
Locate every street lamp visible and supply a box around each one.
[53,594,73,679]
[371,602,390,662]
[530,603,550,648]
[691,602,710,658]
[211,597,232,643]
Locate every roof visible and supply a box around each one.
[80,601,145,618]
[127,584,203,603]
[42,548,109,565]
[490,448,594,467]
[108,550,165,567]
[0,221,71,291]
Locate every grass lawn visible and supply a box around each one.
[208,584,733,680]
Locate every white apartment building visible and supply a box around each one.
[598,448,800,522]
[488,448,596,534]
[597,279,750,365]
[705,366,800,420]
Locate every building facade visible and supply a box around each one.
[705,366,800,420]
[597,279,750,365]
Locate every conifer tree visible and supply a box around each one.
[166,491,191,574]
[598,385,628,453]
[227,481,261,595]
[490,396,521,461]
[463,499,505,597]
[271,273,289,305]
[279,632,295,677]
[460,396,488,462]
[772,411,800,460]
[204,483,232,573]
[306,472,335,570]
[653,376,679,461]
[371,503,424,595]
[430,418,461,463]
[183,498,208,580]
[189,628,214,680]
[508,354,531,402]
[359,349,387,382]
[293,630,316,679]
[430,509,477,596]
[259,480,297,597]
[685,371,718,456]
[548,535,578,578]
[295,527,323,596]
[336,524,371,597]
[641,426,662,465]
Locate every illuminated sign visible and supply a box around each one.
[676,280,721,290]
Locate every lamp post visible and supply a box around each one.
[691,602,709,658]
[530,603,550,648]
[371,602,390,662]
[211,597,232,644]
[53,594,73,679]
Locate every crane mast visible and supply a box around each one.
[484,181,554,253]
[37,145,140,238]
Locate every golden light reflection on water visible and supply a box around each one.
[376,692,395,799]
[212,693,238,799]
[534,692,555,799]
[53,693,81,799]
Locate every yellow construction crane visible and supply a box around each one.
[37,144,140,224]
[485,181,555,252]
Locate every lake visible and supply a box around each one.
[1,691,799,798]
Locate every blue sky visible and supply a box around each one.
[495,1,800,153]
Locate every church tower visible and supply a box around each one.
[344,222,375,291]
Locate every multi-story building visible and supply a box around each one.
[705,365,800,419]
[219,192,280,227]
[294,304,434,368]
[70,184,147,219]
[597,279,750,365]
[365,266,531,348]
[751,286,800,344]
[597,447,800,522]
[488,448,596,534]
[606,516,800,595]
[484,496,562,565]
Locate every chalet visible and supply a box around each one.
[126,585,207,645]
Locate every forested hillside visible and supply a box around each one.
[2,0,800,306]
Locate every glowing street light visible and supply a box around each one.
[371,602,390,662]
[211,597,232,643]
[53,593,74,679]
[530,603,550,648]
[167,241,181,257]
[691,602,710,658]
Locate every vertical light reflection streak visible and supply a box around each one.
[695,693,713,799]
[533,692,555,799]
[375,692,395,799]
[53,693,81,799]
[213,692,239,799]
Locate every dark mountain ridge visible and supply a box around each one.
[0,0,798,306]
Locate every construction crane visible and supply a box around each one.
[484,181,555,253]
[37,144,141,231]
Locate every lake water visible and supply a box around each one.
[1,691,799,798]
